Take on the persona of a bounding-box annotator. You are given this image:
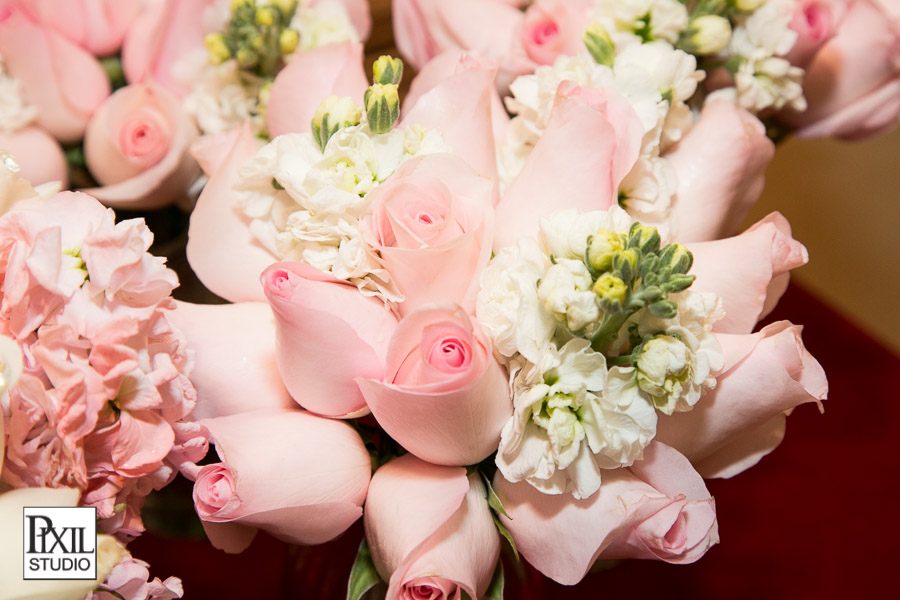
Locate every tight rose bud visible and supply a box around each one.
[365,83,400,134]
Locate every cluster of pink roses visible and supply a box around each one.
[166,43,828,598]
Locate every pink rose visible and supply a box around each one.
[361,153,495,315]
[122,0,218,98]
[781,0,900,140]
[28,0,143,57]
[364,454,500,600]
[493,82,643,249]
[167,301,294,421]
[689,212,809,335]
[186,123,271,303]
[261,262,399,418]
[83,82,200,209]
[520,0,592,66]
[656,321,828,478]
[0,3,110,142]
[786,0,845,68]
[266,42,369,138]
[0,127,68,187]
[357,305,511,466]
[665,100,775,242]
[493,442,718,585]
[193,408,371,553]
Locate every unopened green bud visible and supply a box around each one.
[204,33,231,65]
[373,55,404,86]
[627,222,661,255]
[583,22,615,67]
[312,95,362,151]
[236,46,258,68]
[279,28,299,55]
[256,6,277,27]
[648,300,678,319]
[587,230,625,272]
[273,0,298,14]
[659,243,693,274]
[593,273,628,306]
[682,15,732,55]
[231,0,253,11]
[612,249,639,284]
[732,0,766,11]
[257,80,273,119]
[665,273,695,294]
[364,83,400,135]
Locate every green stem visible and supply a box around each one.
[590,312,629,354]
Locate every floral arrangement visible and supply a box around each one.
[0,0,896,598]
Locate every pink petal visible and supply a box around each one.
[0,127,68,187]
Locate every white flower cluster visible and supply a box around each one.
[476,207,723,499]
[715,0,807,113]
[235,123,448,300]
[593,0,689,48]
[291,0,359,51]
[0,55,37,134]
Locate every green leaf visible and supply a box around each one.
[481,473,510,519]
[485,561,505,600]
[347,538,382,600]
[493,514,519,562]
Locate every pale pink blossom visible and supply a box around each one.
[28,0,143,57]
[89,557,183,600]
[0,128,68,187]
[365,454,500,600]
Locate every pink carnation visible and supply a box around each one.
[88,557,183,600]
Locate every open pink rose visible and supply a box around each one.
[656,321,828,478]
[261,261,399,418]
[193,408,371,553]
[494,442,718,585]
[266,42,369,138]
[689,212,809,335]
[365,454,500,600]
[186,123,271,303]
[28,0,142,57]
[520,0,592,66]
[0,128,68,187]
[665,100,775,242]
[781,0,900,140]
[167,301,294,421]
[357,305,511,466]
[493,82,643,249]
[0,3,110,142]
[361,153,495,315]
[83,82,200,209]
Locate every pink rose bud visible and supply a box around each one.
[357,305,511,466]
[656,321,828,478]
[782,0,900,140]
[494,82,643,249]
[786,0,843,68]
[364,454,500,599]
[193,408,371,553]
[167,301,295,421]
[262,262,399,419]
[83,83,200,209]
[520,0,592,66]
[361,153,494,315]
[689,212,809,335]
[494,442,719,585]
[0,4,110,143]
[665,100,775,243]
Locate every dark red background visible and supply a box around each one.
[131,283,900,599]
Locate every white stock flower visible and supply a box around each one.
[539,206,634,261]
[476,238,555,364]
[0,56,37,134]
[593,0,689,46]
[291,0,359,51]
[537,259,600,332]
[235,124,448,300]
[496,338,657,499]
[184,62,263,136]
[618,155,676,236]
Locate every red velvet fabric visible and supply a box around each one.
[130,283,900,599]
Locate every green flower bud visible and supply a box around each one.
[312,95,363,151]
[681,15,732,56]
[204,33,231,65]
[612,249,639,284]
[256,6,277,27]
[373,56,404,86]
[731,0,766,11]
[231,0,253,11]
[272,0,298,15]
[236,46,258,68]
[648,300,678,319]
[583,22,615,67]
[593,272,628,307]
[664,273,695,294]
[627,222,661,255]
[279,28,300,55]
[364,83,400,135]
[636,335,692,414]
[587,229,625,272]
[659,243,693,274]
